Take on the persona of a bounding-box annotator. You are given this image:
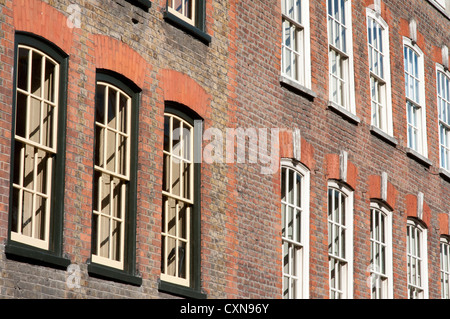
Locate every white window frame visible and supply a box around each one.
[168,0,196,26]
[441,236,450,299]
[161,112,195,287]
[281,0,312,90]
[281,159,310,299]
[437,65,450,171]
[435,0,446,9]
[369,201,393,299]
[11,45,60,251]
[327,0,356,113]
[407,218,429,299]
[327,180,353,299]
[91,81,132,270]
[403,38,428,156]
[366,9,393,135]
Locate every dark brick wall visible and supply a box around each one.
[0,0,449,299]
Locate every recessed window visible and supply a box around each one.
[404,39,427,156]
[328,181,353,299]
[327,0,355,113]
[89,72,141,285]
[281,160,310,299]
[367,9,393,135]
[369,202,393,299]
[441,236,450,299]
[437,67,450,171]
[407,218,428,299]
[281,0,311,89]
[160,104,203,298]
[168,0,196,26]
[8,33,68,267]
[92,81,132,270]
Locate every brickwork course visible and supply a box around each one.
[0,0,449,299]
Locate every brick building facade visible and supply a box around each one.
[0,0,449,299]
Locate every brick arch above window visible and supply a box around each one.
[13,0,74,54]
[405,193,431,228]
[325,152,357,190]
[368,174,397,211]
[159,69,211,121]
[92,34,147,90]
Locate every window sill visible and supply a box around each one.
[124,0,151,11]
[406,147,432,167]
[5,240,71,270]
[439,168,450,182]
[163,11,211,45]
[158,279,206,299]
[88,262,142,286]
[327,101,360,125]
[370,125,398,147]
[280,76,317,100]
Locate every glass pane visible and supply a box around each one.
[95,84,106,125]
[15,92,28,138]
[100,173,111,216]
[21,190,33,237]
[118,134,127,176]
[23,144,35,190]
[106,129,116,172]
[35,149,49,195]
[111,219,121,261]
[164,116,170,152]
[179,202,188,239]
[107,87,117,130]
[17,48,29,91]
[179,241,187,278]
[94,124,104,167]
[172,117,181,158]
[44,59,56,102]
[42,103,54,148]
[163,153,170,192]
[99,214,110,258]
[118,93,128,133]
[29,96,41,144]
[35,195,47,240]
[31,51,42,97]
[183,162,191,200]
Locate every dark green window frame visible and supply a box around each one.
[87,70,142,286]
[5,32,70,269]
[163,0,211,45]
[158,102,205,299]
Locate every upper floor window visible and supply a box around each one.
[281,159,310,299]
[441,236,450,299]
[168,0,196,25]
[89,72,141,285]
[8,33,68,264]
[437,66,450,171]
[327,180,353,299]
[407,218,428,299]
[165,0,210,44]
[404,39,427,156]
[367,9,393,135]
[369,201,393,299]
[281,0,311,89]
[327,0,355,113]
[159,103,204,298]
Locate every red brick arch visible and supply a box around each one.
[13,0,74,54]
[159,69,211,121]
[92,34,147,89]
